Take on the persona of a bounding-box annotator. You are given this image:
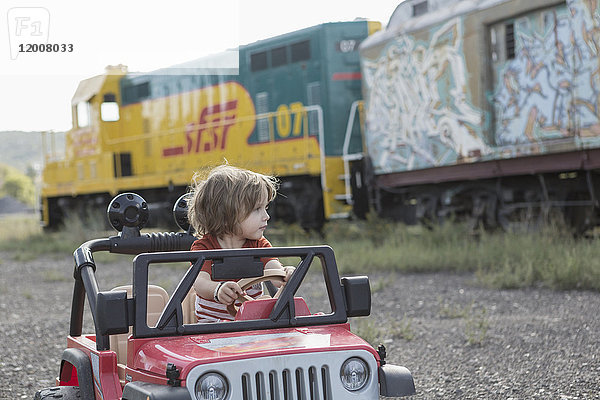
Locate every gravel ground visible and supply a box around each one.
[0,249,598,399]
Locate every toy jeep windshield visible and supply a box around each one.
[35,193,415,399]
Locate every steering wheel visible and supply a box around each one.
[226,269,287,317]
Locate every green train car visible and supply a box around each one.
[41,20,381,230]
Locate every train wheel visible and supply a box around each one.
[415,193,440,228]
[468,190,498,231]
[275,178,324,232]
[497,190,547,233]
[564,192,596,236]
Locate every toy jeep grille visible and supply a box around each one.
[185,350,380,399]
[241,365,330,399]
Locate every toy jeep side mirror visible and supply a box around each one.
[341,276,371,317]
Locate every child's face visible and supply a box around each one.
[238,189,270,240]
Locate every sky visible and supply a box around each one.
[0,0,401,133]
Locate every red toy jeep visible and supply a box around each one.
[35,193,415,399]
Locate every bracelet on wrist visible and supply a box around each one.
[213,281,225,303]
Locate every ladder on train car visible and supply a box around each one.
[336,100,365,209]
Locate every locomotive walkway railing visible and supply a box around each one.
[340,100,365,206]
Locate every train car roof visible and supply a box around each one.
[137,50,240,77]
[239,20,370,49]
[71,65,128,105]
[361,0,509,50]
[124,20,372,79]
[72,75,105,105]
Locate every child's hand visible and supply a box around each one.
[283,266,295,282]
[217,281,243,305]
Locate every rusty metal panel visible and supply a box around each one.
[376,148,600,188]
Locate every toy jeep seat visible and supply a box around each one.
[109,285,169,365]
[181,288,197,324]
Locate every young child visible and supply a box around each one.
[187,164,295,322]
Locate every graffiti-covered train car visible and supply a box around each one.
[41,21,381,230]
[354,0,600,232]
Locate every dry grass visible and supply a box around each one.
[2,213,599,291]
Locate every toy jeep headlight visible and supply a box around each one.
[195,372,229,400]
[340,357,369,391]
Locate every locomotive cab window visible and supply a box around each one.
[101,93,119,122]
[76,101,90,128]
[122,81,150,104]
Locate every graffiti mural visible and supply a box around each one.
[362,17,489,174]
[492,0,600,146]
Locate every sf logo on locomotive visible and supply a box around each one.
[186,100,238,153]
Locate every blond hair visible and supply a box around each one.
[188,165,278,238]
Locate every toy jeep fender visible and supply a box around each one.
[35,193,415,399]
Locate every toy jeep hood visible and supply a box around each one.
[131,324,376,377]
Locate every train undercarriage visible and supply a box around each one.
[44,150,600,236]
[43,175,325,232]
[351,149,600,235]
[369,173,599,234]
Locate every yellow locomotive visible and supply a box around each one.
[41,21,381,229]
